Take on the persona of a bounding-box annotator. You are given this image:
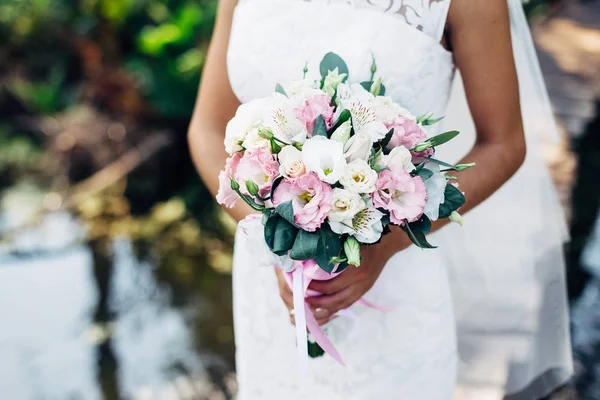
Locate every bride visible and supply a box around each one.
[188,0,572,398]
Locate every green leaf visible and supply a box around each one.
[380,128,395,149]
[426,157,457,170]
[414,168,433,181]
[320,52,349,82]
[290,229,320,260]
[426,130,459,148]
[308,340,325,358]
[402,221,437,249]
[313,115,328,137]
[264,214,279,251]
[409,215,432,233]
[275,83,287,97]
[315,224,342,273]
[360,81,386,96]
[276,200,296,226]
[438,184,466,219]
[421,116,444,126]
[271,218,299,255]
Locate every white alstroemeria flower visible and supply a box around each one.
[344,132,373,162]
[340,159,378,194]
[330,119,352,145]
[266,93,310,144]
[278,145,307,179]
[284,78,321,98]
[302,136,347,184]
[423,162,447,221]
[375,146,415,173]
[241,127,271,152]
[224,97,271,154]
[330,205,384,244]
[336,83,389,142]
[370,96,416,126]
[322,68,347,97]
[327,188,366,223]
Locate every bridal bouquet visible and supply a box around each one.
[217,53,472,365]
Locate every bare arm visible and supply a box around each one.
[306,0,527,314]
[187,0,253,222]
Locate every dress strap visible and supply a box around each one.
[421,0,452,43]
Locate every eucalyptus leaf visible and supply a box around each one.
[438,184,466,219]
[409,215,432,233]
[271,218,299,255]
[315,224,342,273]
[402,221,437,249]
[290,229,319,260]
[276,200,297,226]
[313,115,328,137]
[319,52,349,82]
[263,214,280,251]
[414,168,433,181]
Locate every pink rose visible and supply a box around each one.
[385,117,427,150]
[295,94,334,134]
[234,147,280,198]
[373,169,427,225]
[272,172,333,232]
[216,152,243,208]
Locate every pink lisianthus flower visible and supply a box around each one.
[234,147,280,198]
[385,117,427,150]
[216,152,243,208]
[373,169,427,225]
[272,172,333,232]
[295,94,334,134]
[411,147,435,165]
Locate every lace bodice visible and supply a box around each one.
[227,0,456,136]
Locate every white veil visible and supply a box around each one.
[435,0,573,398]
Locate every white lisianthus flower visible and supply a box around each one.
[241,128,271,152]
[336,83,389,141]
[340,159,378,194]
[284,78,321,98]
[224,97,271,154]
[423,162,447,221]
[344,132,373,162]
[322,68,347,97]
[330,205,384,244]
[375,146,415,173]
[327,188,366,223]
[330,119,352,145]
[302,136,347,184]
[267,93,310,144]
[278,146,307,179]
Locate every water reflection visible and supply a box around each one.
[0,212,235,399]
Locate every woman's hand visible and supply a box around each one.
[275,268,334,326]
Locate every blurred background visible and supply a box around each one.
[0,0,598,399]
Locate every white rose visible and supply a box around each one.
[340,159,378,194]
[302,136,346,184]
[241,128,270,152]
[284,79,321,98]
[278,146,306,179]
[376,146,415,173]
[225,98,271,154]
[327,188,366,223]
[344,133,373,162]
[423,163,447,221]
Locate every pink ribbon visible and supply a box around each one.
[282,259,394,370]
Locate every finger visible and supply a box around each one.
[309,268,361,295]
[312,307,331,326]
[306,286,357,314]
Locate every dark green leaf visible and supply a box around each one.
[360,81,386,96]
[275,83,287,97]
[313,115,328,137]
[264,214,280,251]
[329,109,352,135]
[319,52,349,82]
[315,224,342,273]
[379,84,386,96]
[380,128,395,149]
[307,340,325,358]
[276,200,296,226]
[333,261,350,274]
[290,229,320,260]
[421,116,444,126]
[427,130,459,147]
[438,184,466,219]
[414,168,433,181]
[409,215,432,233]
[271,218,299,255]
[402,221,437,249]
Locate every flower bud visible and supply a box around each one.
[330,120,352,144]
[454,162,476,172]
[245,179,259,196]
[344,236,361,267]
[258,128,274,140]
[370,76,382,96]
[230,178,240,191]
[412,141,433,153]
[449,211,464,226]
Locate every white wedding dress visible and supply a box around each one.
[226,0,573,399]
